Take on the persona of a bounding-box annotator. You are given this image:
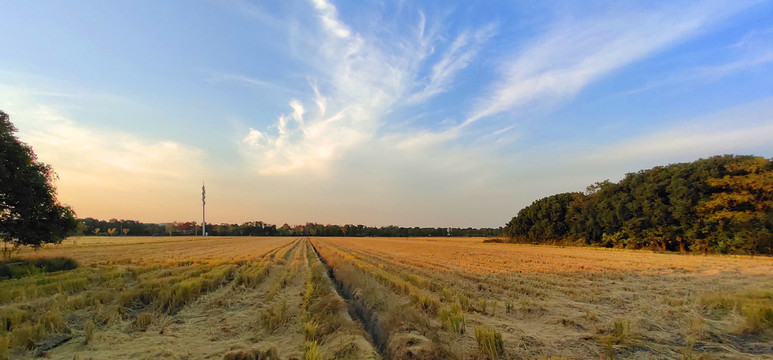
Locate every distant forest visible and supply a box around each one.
[503,155,773,254]
[75,218,501,238]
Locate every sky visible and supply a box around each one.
[1,0,772,228]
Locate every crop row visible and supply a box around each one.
[316,237,773,359]
[311,239,509,359]
[0,239,304,359]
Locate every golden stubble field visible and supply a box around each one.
[1,236,771,359]
[1,236,375,359]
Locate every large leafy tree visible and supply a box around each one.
[697,157,773,254]
[503,155,773,254]
[0,110,76,255]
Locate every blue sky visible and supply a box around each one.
[1,0,772,227]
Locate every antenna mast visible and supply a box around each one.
[202,181,206,236]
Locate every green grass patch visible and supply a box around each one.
[0,257,78,280]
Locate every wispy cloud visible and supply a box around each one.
[687,26,773,79]
[621,27,773,96]
[241,0,494,174]
[206,72,275,89]
[398,1,757,150]
[222,0,285,29]
[583,96,773,164]
[405,24,496,105]
[468,1,752,124]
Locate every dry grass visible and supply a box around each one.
[314,237,773,359]
[1,235,769,359]
[474,325,504,359]
[16,236,293,265]
[0,237,327,359]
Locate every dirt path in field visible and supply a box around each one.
[308,239,385,359]
[43,239,309,359]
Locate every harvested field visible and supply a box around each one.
[0,237,376,359]
[1,236,770,359]
[311,237,773,359]
[16,236,296,264]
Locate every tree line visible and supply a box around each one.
[76,218,501,238]
[503,155,773,254]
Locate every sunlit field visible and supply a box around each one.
[1,236,375,359]
[1,236,771,359]
[312,237,772,359]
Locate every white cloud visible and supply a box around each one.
[399,1,757,149]
[405,24,496,105]
[241,0,495,174]
[310,0,352,39]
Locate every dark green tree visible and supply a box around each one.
[503,155,773,254]
[0,110,76,256]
